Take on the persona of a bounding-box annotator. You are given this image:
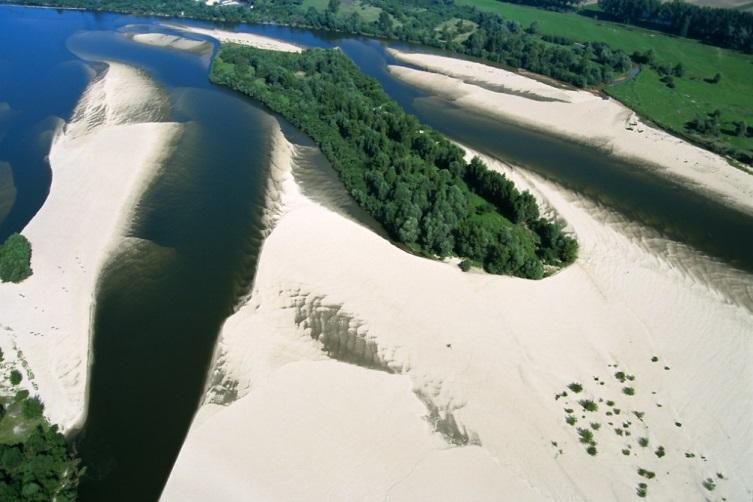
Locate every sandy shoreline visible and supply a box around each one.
[164,120,753,500]
[0,62,180,430]
[387,49,753,216]
[127,32,212,53]
[162,23,302,52]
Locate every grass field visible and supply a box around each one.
[302,0,383,22]
[455,0,753,160]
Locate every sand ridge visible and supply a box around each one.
[164,120,753,501]
[0,62,181,430]
[162,23,302,53]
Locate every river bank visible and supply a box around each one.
[0,62,180,431]
[164,118,753,500]
[387,49,753,217]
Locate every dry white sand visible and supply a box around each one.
[128,33,211,53]
[387,49,753,216]
[163,24,302,52]
[0,62,181,430]
[164,123,753,501]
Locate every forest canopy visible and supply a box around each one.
[598,0,753,53]
[211,45,577,278]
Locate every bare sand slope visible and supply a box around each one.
[163,23,302,52]
[164,124,753,501]
[387,49,753,216]
[0,62,181,430]
[128,33,211,53]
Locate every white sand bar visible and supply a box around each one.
[388,48,753,216]
[0,62,181,430]
[163,23,302,52]
[164,124,753,501]
[129,33,211,53]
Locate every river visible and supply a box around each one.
[0,5,751,501]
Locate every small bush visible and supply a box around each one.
[703,478,716,491]
[586,445,597,456]
[590,422,601,431]
[22,396,44,420]
[614,371,626,383]
[623,387,635,396]
[655,446,665,458]
[579,399,598,412]
[638,437,649,448]
[606,400,615,407]
[651,356,658,362]
[0,233,33,283]
[622,448,631,456]
[633,411,645,420]
[638,468,655,479]
[9,369,22,385]
[567,383,583,393]
[458,259,471,272]
[565,415,577,426]
[637,483,647,497]
[577,428,594,445]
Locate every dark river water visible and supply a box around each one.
[1,5,751,501]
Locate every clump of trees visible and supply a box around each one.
[212,45,577,277]
[0,423,82,501]
[598,0,753,53]
[0,233,32,283]
[0,363,83,500]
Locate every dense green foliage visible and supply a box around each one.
[488,0,583,10]
[212,45,576,276]
[0,367,82,500]
[0,423,81,501]
[0,233,32,283]
[598,0,753,52]
[6,0,630,88]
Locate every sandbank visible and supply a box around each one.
[128,32,211,53]
[162,23,302,52]
[387,48,753,216]
[0,62,181,430]
[164,121,753,500]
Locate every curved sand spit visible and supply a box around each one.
[128,32,212,53]
[0,62,181,430]
[164,121,753,501]
[162,23,302,53]
[387,48,753,216]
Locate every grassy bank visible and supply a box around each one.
[455,0,753,163]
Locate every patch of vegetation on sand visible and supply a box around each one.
[0,347,83,500]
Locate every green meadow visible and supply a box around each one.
[456,0,753,161]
